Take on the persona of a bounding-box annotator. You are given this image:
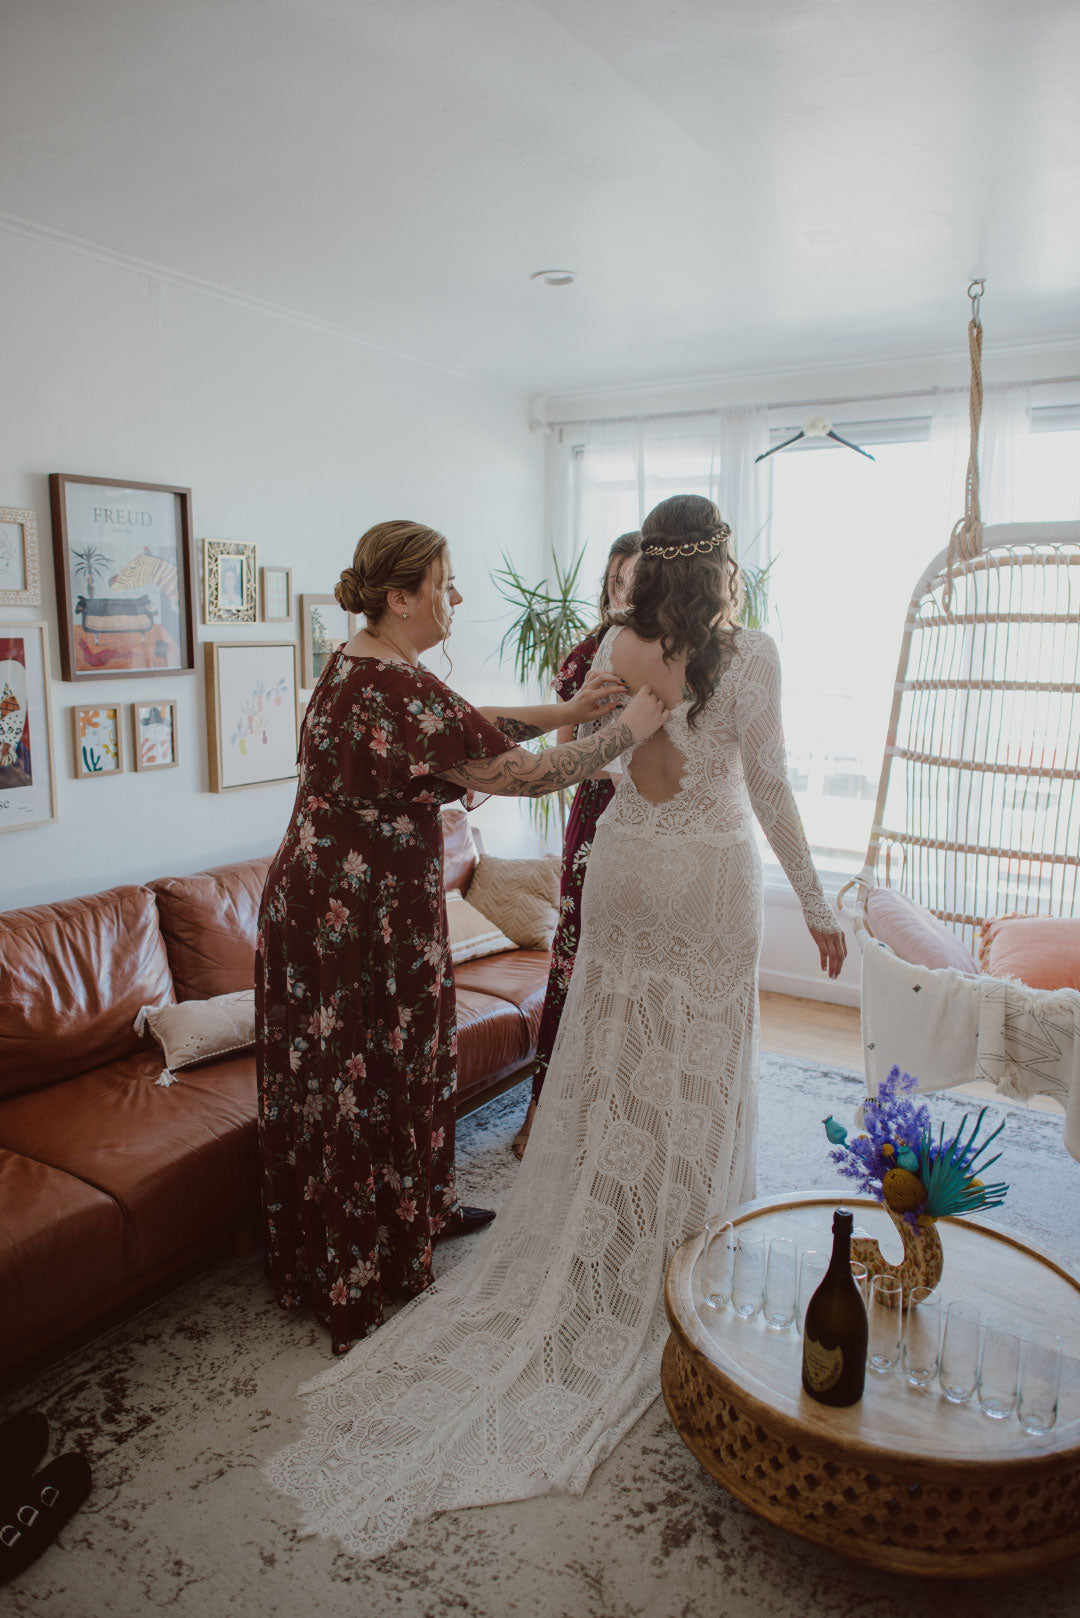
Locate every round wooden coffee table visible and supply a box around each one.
[662,1191,1080,1578]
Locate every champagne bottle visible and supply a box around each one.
[801,1208,868,1406]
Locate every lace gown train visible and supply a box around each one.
[265,628,836,1557]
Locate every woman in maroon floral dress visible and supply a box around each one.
[512,532,641,1158]
[256,520,666,1355]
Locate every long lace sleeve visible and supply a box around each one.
[734,632,839,934]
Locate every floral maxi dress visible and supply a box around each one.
[530,633,614,1102]
[256,648,513,1355]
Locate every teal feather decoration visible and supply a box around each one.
[916,1107,1010,1218]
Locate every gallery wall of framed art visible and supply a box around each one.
[0,220,549,909]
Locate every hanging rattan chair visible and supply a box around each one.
[838,292,1080,1159]
[840,518,1080,1162]
[845,518,1080,954]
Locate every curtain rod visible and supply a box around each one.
[539,375,1080,433]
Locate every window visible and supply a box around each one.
[768,419,1080,872]
[562,396,1080,877]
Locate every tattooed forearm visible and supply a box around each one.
[443,722,635,797]
[494,716,544,742]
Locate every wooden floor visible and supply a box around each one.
[759,990,1063,1112]
[759,990,862,1069]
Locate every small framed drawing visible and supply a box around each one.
[260,565,292,623]
[49,474,195,681]
[203,539,257,624]
[72,703,124,778]
[0,508,41,606]
[132,699,179,771]
[300,593,355,688]
[205,641,299,792]
[0,622,58,834]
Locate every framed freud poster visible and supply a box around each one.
[205,640,299,792]
[0,621,58,834]
[49,474,195,682]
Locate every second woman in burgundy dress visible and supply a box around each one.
[512,531,641,1158]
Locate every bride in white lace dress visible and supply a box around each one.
[266,494,845,1557]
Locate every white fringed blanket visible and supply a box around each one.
[860,939,1080,1162]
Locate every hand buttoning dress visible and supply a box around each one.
[266,627,838,1555]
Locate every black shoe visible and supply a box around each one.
[0,1453,93,1586]
[0,1413,49,1479]
[439,1205,497,1238]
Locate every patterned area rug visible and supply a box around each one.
[4,1056,1079,1617]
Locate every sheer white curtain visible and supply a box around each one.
[550,406,770,589]
[928,383,1033,524]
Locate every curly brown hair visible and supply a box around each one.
[623,494,742,726]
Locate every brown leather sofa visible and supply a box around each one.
[0,806,548,1387]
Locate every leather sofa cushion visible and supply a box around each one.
[152,858,271,1001]
[454,987,531,1093]
[453,950,549,1043]
[0,886,175,1101]
[0,1050,259,1271]
[442,805,479,895]
[0,1149,129,1376]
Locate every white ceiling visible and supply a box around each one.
[2,0,1078,394]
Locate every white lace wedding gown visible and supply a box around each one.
[266,627,837,1557]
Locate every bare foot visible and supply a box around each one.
[511,1099,537,1160]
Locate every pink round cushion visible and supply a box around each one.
[865,887,979,975]
[980,915,1080,992]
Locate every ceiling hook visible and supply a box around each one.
[967,278,986,328]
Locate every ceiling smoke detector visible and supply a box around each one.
[530,269,577,287]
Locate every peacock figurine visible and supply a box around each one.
[823,1068,1010,1306]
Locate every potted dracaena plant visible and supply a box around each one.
[493,543,775,837]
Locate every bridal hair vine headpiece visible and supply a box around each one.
[641,522,732,559]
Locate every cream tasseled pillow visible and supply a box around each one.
[465,852,561,950]
[445,891,516,964]
[135,990,256,1086]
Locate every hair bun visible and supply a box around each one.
[335,565,365,614]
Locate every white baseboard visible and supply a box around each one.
[758,967,861,1009]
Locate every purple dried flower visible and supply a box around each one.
[825,1066,933,1210]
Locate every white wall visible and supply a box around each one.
[0,227,545,911]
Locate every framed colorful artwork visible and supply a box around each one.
[260,565,292,623]
[49,474,195,682]
[72,703,124,778]
[204,641,299,792]
[203,539,257,624]
[0,622,58,834]
[0,507,41,607]
[300,593,355,688]
[131,699,179,772]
